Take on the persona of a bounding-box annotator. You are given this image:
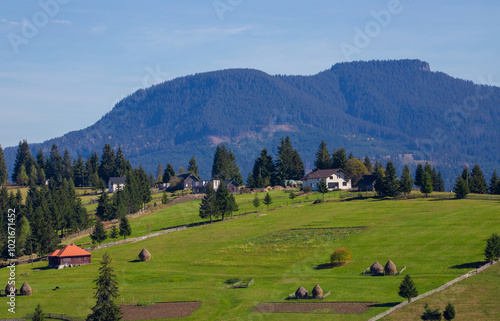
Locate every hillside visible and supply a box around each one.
[4,59,500,185]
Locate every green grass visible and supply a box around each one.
[1,195,499,320]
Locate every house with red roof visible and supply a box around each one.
[48,244,92,268]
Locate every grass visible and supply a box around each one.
[1,194,499,320]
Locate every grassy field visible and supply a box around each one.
[1,194,499,320]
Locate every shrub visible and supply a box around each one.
[484,233,500,262]
[313,199,324,204]
[303,186,312,193]
[330,247,351,264]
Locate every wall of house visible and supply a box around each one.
[304,173,351,190]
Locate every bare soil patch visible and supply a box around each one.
[121,302,202,320]
[252,302,376,314]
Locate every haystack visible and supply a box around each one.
[384,260,397,275]
[295,286,308,299]
[312,284,323,299]
[370,261,384,275]
[5,283,16,296]
[138,248,152,262]
[20,282,32,296]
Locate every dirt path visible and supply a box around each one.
[121,302,202,320]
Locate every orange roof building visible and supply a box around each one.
[48,244,91,268]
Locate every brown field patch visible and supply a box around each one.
[121,302,202,320]
[252,302,377,314]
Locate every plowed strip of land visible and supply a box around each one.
[121,302,202,320]
[253,302,376,314]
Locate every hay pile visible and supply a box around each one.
[312,284,323,299]
[5,283,16,296]
[139,248,152,262]
[20,282,32,296]
[370,261,384,275]
[384,260,397,275]
[295,286,308,299]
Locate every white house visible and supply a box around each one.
[301,169,352,191]
[108,177,126,193]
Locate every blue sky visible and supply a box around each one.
[1,0,499,148]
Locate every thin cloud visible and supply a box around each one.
[51,19,71,24]
[1,18,21,26]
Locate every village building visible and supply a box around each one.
[357,175,377,191]
[108,177,126,193]
[301,169,352,191]
[175,173,200,190]
[224,179,240,194]
[192,179,240,194]
[48,244,92,269]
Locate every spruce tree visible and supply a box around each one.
[187,156,199,178]
[47,144,63,182]
[443,302,455,321]
[314,140,332,170]
[383,162,400,197]
[469,164,487,194]
[98,144,116,183]
[12,140,31,183]
[263,192,273,211]
[251,149,276,188]
[435,171,446,192]
[364,156,372,173]
[420,171,433,197]
[91,219,108,245]
[421,303,442,320]
[73,155,86,187]
[16,164,29,186]
[318,178,329,201]
[87,252,122,321]
[163,163,176,183]
[461,167,470,189]
[109,226,119,239]
[289,190,296,205]
[216,183,233,219]
[489,170,499,194]
[199,183,218,223]
[400,164,413,197]
[453,176,469,199]
[156,164,163,183]
[0,145,7,185]
[374,167,385,197]
[96,192,113,221]
[62,149,73,181]
[415,163,424,187]
[276,137,304,181]
[32,304,45,321]
[398,274,418,303]
[484,233,500,262]
[119,216,131,240]
[252,193,260,212]
[114,147,130,177]
[332,148,347,169]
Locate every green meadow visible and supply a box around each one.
[1,193,499,320]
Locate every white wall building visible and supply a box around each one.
[301,169,352,191]
[108,177,126,193]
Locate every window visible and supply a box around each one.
[343,182,347,186]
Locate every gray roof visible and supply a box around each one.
[108,177,126,184]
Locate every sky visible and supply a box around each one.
[1,0,499,148]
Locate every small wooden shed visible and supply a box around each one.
[48,244,92,268]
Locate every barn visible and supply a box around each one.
[48,244,92,269]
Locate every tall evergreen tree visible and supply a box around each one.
[318,178,329,201]
[415,163,424,187]
[263,192,273,211]
[374,167,385,197]
[216,183,235,220]
[114,147,130,177]
[16,164,29,186]
[383,162,400,197]
[90,218,108,245]
[228,151,244,185]
[62,149,73,181]
[400,164,414,197]
[420,171,433,197]
[469,164,487,194]
[398,274,418,303]
[36,150,46,172]
[73,155,86,187]
[47,144,63,182]
[0,145,7,185]
[119,216,131,240]
[276,137,304,182]
[32,304,45,321]
[163,163,176,183]
[211,145,243,184]
[109,226,119,239]
[86,152,100,186]
[187,156,199,178]
[461,167,470,189]
[453,176,469,199]
[443,302,455,321]
[421,303,442,320]
[155,164,163,183]
[12,140,32,183]
[484,233,500,262]
[96,192,113,221]
[252,193,260,212]
[199,183,218,223]
[435,171,446,192]
[373,160,383,175]
[87,252,122,321]
[363,156,372,174]
[332,148,347,169]
[99,144,116,183]
[314,140,332,170]
[489,170,500,194]
[251,149,276,188]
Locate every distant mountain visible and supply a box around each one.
[4,59,500,188]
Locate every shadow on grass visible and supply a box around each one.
[450,261,485,269]
[369,302,400,308]
[314,262,347,270]
[128,259,141,263]
[30,265,53,271]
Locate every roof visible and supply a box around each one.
[224,179,240,187]
[357,175,377,186]
[301,169,343,180]
[175,173,200,181]
[108,177,126,184]
[49,244,91,257]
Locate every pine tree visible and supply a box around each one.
[400,164,414,197]
[469,164,487,194]
[251,149,276,188]
[73,155,86,187]
[453,176,469,199]
[443,302,455,321]
[228,151,244,185]
[420,171,433,197]
[415,163,424,187]
[332,148,347,169]
[62,149,73,181]
[398,274,418,303]
[435,171,446,192]
[114,147,130,177]
[91,219,108,245]
[98,144,116,183]
[461,167,470,190]
[289,190,296,205]
[314,140,332,170]
[96,192,113,221]
[119,216,131,240]
[0,145,7,185]
[199,183,218,223]
[383,161,400,197]
[178,167,185,174]
[87,252,122,321]
[421,303,442,320]
[32,304,45,321]
[47,144,63,182]
[489,170,500,195]
[163,163,176,183]
[12,140,31,183]
[187,156,199,178]
[16,164,29,186]
[374,167,385,197]
[363,156,372,173]
[110,226,119,239]
[216,183,234,219]
[155,164,163,183]
[276,137,304,181]
[263,192,273,211]
[252,193,260,212]
[318,178,329,201]
[484,233,500,262]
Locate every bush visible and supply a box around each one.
[330,247,351,264]
[303,186,312,193]
[313,199,324,204]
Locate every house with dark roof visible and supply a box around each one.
[192,179,240,194]
[301,169,352,191]
[224,179,240,194]
[108,177,126,193]
[48,244,92,269]
[175,173,200,190]
[357,175,377,191]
